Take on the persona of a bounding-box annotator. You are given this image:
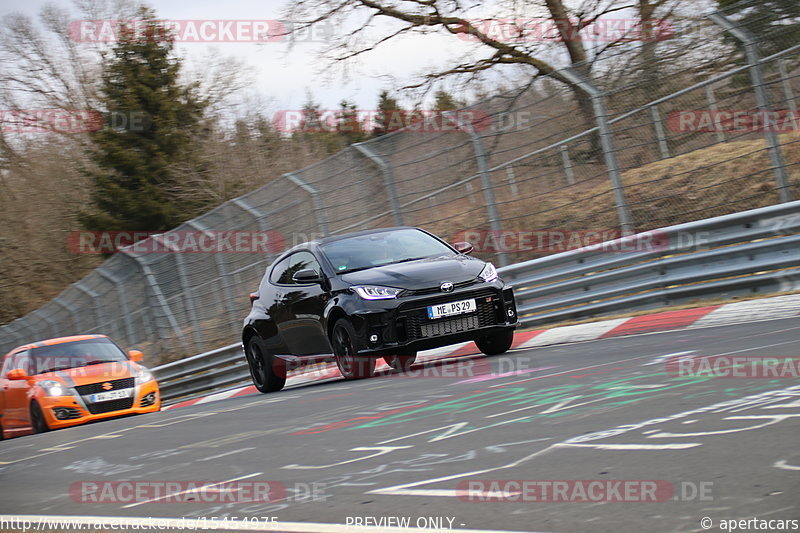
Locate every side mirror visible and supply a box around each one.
[249,292,259,305]
[7,368,28,380]
[453,241,474,255]
[292,269,323,284]
[128,350,143,362]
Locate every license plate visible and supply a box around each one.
[90,389,132,402]
[427,298,477,319]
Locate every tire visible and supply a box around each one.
[0,421,4,441]
[246,336,286,393]
[475,329,515,356]
[332,319,375,379]
[384,353,417,372]
[30,401,49,434]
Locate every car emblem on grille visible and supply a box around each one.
[102,382,113,390]
[440,281,454,293]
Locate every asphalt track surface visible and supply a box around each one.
[0,318,798,533]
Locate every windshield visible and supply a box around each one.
[24,338,128,375]
[320,228,455,274]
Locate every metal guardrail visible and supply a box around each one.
[152,201,800,403]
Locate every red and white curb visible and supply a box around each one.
[164,293,800,410]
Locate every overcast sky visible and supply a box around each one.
[0,0,491,113]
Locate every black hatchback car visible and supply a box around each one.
[242,227,518,392]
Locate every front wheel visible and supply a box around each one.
[246,336,286,393]
[332,319,375,379]
[475,329,515,356]
[30,401,50,434]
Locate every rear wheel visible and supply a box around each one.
[332,319,375,379]
[30,401,49,434]
[384,353,417,372]
[246,336,286,393]
[475,329,515,356]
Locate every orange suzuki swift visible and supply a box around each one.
[0,334,160,439]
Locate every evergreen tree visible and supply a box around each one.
[336,99,365,145]
[374,90,403,136]
[80,7,207,232]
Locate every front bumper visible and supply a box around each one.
[38,380,161,430]
[347,282,518,356]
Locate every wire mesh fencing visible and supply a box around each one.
[1,0,798,364]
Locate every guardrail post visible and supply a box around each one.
[151,235,205,352]
[704,85,727,144]
[709,12,792,203]
[120,249,189,352]
[186,219,239,338]
[560,68,634,233]
[284,172,329,236]
[650,105,670,160]
[97,267,137,344]
[75,281,104,332]
[352,143,404,226]
[446,110,509,267]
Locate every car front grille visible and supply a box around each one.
[401,288,500,341]
[85,398,135,415]
[406,279,477,296]
[74,377,135,396]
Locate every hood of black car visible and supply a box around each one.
[340,255,487,290]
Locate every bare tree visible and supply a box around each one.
[283,0,689,135]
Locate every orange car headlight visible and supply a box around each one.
[38,380,70,397]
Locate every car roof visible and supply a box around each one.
[6,334,109,355]
[282,226,422,255]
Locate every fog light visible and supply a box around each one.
[369,334,379,343]
[507,308,515,317]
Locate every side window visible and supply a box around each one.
[2,350,29,376]
[1,353,15,377]
[272,251,322,285]
[286,252,321,284]
[269,256,293,285]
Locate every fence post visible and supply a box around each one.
[120,250,189,352]
[33,309,58,340]
[708,12,792,203]
[704,85,727,144]
[186,219,239,338]
[559,145,576,185]
[446,111,509,267]
[54,296,81,335]
[778,59,798,130]
[560,68,634,233]
[151,235,205,352]
[75,281,104,332]
[504,166,520,195]
[97,267,137,344]
[650,105,671,160]
[284,172,329,236]
[352,143,404,226]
